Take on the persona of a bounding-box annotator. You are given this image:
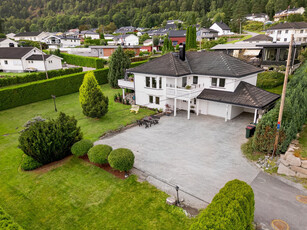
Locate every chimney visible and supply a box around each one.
[179,44,185,61]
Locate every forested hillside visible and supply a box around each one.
[0,0,306,33]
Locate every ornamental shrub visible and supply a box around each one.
[88,145,112,164]
[18,112,82,165]
[0,206,23,230]
[21,155,43,171]
[190,179,255,230]
[71,139,93,157]
[79,71,109,118]
[256,71,285,89]
[61,53,105,68]
[108,148,135,171]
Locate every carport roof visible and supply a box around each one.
[197,81,280,109]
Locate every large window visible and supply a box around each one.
[279,49,288,61]
[159,78,162,89]
[182,77,187,87]
[152,77,157,88]
[219,78,225,87]
[264,48,277,61]
[149,95,153,103]
[146,76,161,89]
[211,78,225,88]
[146,77,150,87]
[211,78,217,87]
[193,76,198,84]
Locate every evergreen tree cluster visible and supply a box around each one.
[186,26,197,50]
[162,36,175,54]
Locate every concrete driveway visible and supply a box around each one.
[96,112,259,205]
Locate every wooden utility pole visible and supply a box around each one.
[272,34,294,156]
[40,42,48,79]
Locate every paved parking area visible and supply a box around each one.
[96,112,259,205]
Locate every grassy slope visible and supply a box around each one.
[0,72,30,77]
[226,35,252,44]
[299,125,307,158]
[264,85,283,95]
[0,84,192,229]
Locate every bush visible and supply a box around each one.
[88,145,113,164]
[18,113,82,165]
[257,71,285,89]
[79,71,108,118]
[108,148,135,171]
[190,180,254,230]
[71,139,93,157]
[0,67,83,87]
[124,49,136,58]
[21,155,43,171]
[0,206,23,230]
[61,53,105,68]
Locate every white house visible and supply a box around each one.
[104,34,115,40]
[13,32,50,42]
[80,31,100,40]
[197,28,219,41]
[0,38,18,47]
[266,22,307,42]
[6,33,16,40]
[118,47,280,122]
[210,22,233,36]
[274,7,305,21]
[0,47,62,73]
[108,34,139,46]
[246,13,269,23]
[43,35,81,48]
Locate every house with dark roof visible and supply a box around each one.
[14,32,50,42]
[0,38,18,48]
[169,30,186,46]
[266,22,307,42]
[43,35,81,48]
[273,7,305,22]
[197,28,219,41]
[210,22,233,36]
[118,46,280,121]
[0,47,62,73]
[108,34,139,46]
[246,13,269,23]
[241,34,273,43]
[80,31,100,40]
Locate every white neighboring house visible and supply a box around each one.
[108,34,139,46]
[118,48,280,122]
[13,32,50,42]
[246,13,269,23]
[0,38,18,47]
[80,31,100,40]
[274,7,305,21]
[6,33,16,40]
[0,47,62,73]
[210,22,233,36]
[104,34,114,40]
[43,35,81,48]
[266,22,307,42]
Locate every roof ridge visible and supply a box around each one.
[220,52,237,77]
[185,53,193,74]
[170,53,179,76]
[240,82,260,105]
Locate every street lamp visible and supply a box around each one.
[175,185,180,206]
[51,95,57,112]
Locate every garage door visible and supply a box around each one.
[207,101,226,118]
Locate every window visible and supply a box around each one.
[193,76,198,84]
[159,78,162,89]
[279,49,288,61]
[155,97,160,105]
[219,78,225,87]
[182,77,187,87]
[278,30,281,34]
[48,60,53,64]
[300,30,304,33]
[149,95,153,103]
[172,41,178,46]
[284,38,287,42]
[146,77,150,87]
[152,77,157,88]
[211,78,217,87]
[4,60,8,65]
[285,30,289,34]
[33,50,36,53]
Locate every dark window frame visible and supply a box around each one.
[219,78,225,87]
[211,78,217,87]
[149,95,153,103]
[155,97,160,105]
[193,76,198,84]
[146,77,150,87]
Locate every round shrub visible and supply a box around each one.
[108,148,135,172]
[88,145,112,164]
[71,139,93,157]
[21,155,42,171]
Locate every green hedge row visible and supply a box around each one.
[0,206,23,229]
[61,53,105,69]
[0,60,148,111]
[0,67,83,87]
[253,61,307,153]
[190,180,255,230]
[256,71,285,89]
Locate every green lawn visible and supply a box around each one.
[0,72,30,77]
[226,35,252,44]
[0,84,192,229]
[264,85,283,95]
[299,125,307,158]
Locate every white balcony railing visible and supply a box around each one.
[166,84,204,99]
[118,79,134,90]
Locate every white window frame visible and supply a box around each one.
[211,77,226,88]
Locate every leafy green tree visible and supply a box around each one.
[162,36,174,54]
[79,71,109,118]
[108,46,131,88]
[287,14,304,22]
[186,26,190,50]
[124,49,136,58]
[153,36,159,46]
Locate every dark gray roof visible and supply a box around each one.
[0,47,33,59]
[0,38,5,42]
[200,28,219,33]
[214,22,230,30]
[165,24,177,30]
[15,32,42,37]
[26,54,51,60]
[268,22,307,30]
[169,30,186,37]
[128,51,263,78]
[244,34,273,42]
[197,81,280,109]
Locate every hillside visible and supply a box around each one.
[0,0,306,33]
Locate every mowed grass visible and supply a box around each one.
[299,125,307,158]
[0,84,192,229]
[226,35,252,44]
[0,72,30,77]
[264,85,283,95]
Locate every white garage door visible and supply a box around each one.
[207,101,226,118]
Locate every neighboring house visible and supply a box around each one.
[104,34,114,40]
[43,35,81,48]
[239,34,273,43]
[80,31,100,40]
[0,47,62,72]
[0,38,18,47]
[274,7,305,21]
[6,33,16,40]
[109,34,139,46]
[169,30,186,46]
[266,22,307,42]
[115,26,136,34]
[246,13,269,22]
[141,39,159,52]
[14,32,50,42]
[147,29,169,37]
[118,47,280,122]
[90,45,141,58]
[143,39,153,46]
[197,28,219,41]
[210,22,233,36]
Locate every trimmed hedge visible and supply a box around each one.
[108,148,135,172]
[0,60,148,111]
[88,145,112,164]
[0,67,83,87]
[257,71,285,89]
[0,206,23,229]
[190,179,255,230]
[71,139,93,157]
[21,155,43,171]
[61,53,105,69]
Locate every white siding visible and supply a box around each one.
[0,59,24,72]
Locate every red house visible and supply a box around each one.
[169,30,186,46]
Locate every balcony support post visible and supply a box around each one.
[187,100,191,120]
[122,88,125,99]
[174,98,177,116]
[196,99,199,116]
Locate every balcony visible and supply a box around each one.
[118,79,134,90]
[166,84,204,99]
